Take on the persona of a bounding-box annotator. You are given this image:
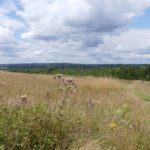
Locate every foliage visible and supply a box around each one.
[7,65,150,80]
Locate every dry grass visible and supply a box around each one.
[0,71,150,150]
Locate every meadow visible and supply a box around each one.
[0,71,150,150]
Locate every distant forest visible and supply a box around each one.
[0,64,150,80]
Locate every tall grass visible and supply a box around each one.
[0,71,150,150]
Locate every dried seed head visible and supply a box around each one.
[54,74,63,80]
[69,85,76,89]
[20,95,28,104]
[87,98,95,109]
[0,82,7,87]
[63,77,77,87]
[58,86,65,91]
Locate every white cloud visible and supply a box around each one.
[20,0,150,39]
[0,26,14,43]
[98,29,150,53]
[92,29,150,63]
[0,0,150,64]
[4,29,149,64]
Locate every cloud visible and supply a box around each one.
[0,26,14,43]
[20,0,150,40]
[0,0,150,64]
[4,29,149,64]
[92,29,150,63]
[0,0,24,30]
[98,29,150,53]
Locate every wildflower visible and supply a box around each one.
[123,104,128,108]
[120,119,127,124]
[129,124,135,129]
[115,108,122,116]
[109,122,117,129]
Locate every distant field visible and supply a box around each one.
[0,71,150,150]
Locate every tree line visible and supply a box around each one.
[7,65,150,80]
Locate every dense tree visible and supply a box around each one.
[3,65,150,81]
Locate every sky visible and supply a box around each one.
[0,0,150,64]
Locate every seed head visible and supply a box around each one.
[87,98,95,109]
[20,95,28,104]
[54,74,63,80]
[0,82,7,87]
[63,77,77,87]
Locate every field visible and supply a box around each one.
[0,71,150,150]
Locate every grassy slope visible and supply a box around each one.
[0,71,150,150]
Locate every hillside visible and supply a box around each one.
[0,71,150,150]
